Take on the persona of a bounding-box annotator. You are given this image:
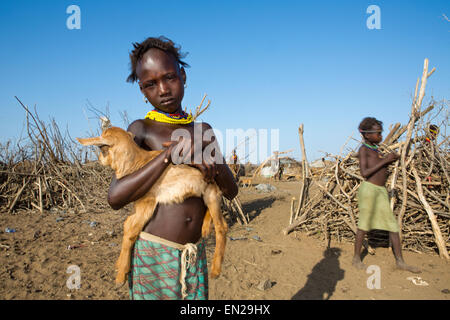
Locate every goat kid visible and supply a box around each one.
[77,127,227,284]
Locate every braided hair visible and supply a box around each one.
[126,36,189,83]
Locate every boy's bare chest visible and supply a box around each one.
[140,122,196,150]
[366,150,384,165]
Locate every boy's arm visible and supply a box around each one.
[214,156,239,200]
[199,123,238,200]
[358,147,398,179]
[107,120,172,210]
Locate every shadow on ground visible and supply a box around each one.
[242,196,276,222]
[225,195,277,227]
[291,247,345,300]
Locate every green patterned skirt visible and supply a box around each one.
[128,232,208,300]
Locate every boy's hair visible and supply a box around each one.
[428,124,439,134]
[126,36,189,83]
[428,124,439,138]
[358,117,383,133]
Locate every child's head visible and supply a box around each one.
[359,117,383,144]
[427,124,439,140]
[127,36,190,113]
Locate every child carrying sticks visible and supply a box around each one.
[352,117,420,273]
[108,36,238,299]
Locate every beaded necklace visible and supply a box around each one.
[362,142,381,153]
[145,108,193,124]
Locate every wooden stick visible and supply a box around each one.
[15,97,58,163]
[298,125,310,179]
[398,59,432,237]
[232,198,248,225]
[317,184,349,212]
[411,166,449,260]
[8,178,29,213]
[338,164,363,181]
[389,161,400,211]
[0,170,46,177]
[336,162,358,229]
[53,179,85,211]
[192,94,211,121]
[38,176,43,213]
[229,198,243,225]
[383,122,401,145]
[233,197,248,222]
[282,209,310,235]
[389,104,434,144]
[423,186,448,209]
[435,148,450,187]
[322,219,329,247]
[294,124,311,219]
[289,197,295,225]
[224,198,241,225]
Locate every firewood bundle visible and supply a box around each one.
[0,97,111,214]
[284,59,449,260]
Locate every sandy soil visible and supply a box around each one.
[0,179,449,300]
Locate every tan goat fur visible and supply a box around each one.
[77,127,227,284]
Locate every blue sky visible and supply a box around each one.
[1,0,449,162]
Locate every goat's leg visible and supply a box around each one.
[115,199,157,284]
[115,214,141,284]
[115,216,132,284]
[203,187,227,278]
[201,209,213,238]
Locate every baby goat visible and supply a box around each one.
[77,127,227,284]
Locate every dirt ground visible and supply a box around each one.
[0,178,449,300]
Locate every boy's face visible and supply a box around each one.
[364,124,383,144]
[137,48,186,113]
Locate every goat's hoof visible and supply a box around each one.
[210,270,220,279]
[115,273,127,285]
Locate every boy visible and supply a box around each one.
[108,36,238,299]
[352,117,420,273]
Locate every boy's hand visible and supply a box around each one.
[162,140,179,163]
[385,152,399,163]
[162,138,218,183]
[188,161,218,184]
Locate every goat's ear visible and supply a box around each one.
[76,136,111,147]
[127,131,136,140]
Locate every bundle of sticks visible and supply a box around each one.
[0,97,111,214]
[284,59,449,260]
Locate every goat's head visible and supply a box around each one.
[77,127,136,169]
